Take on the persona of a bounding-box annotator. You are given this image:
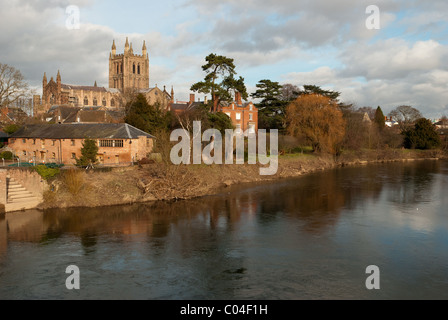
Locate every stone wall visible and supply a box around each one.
[8,169,47,200]
[0,170,7,213]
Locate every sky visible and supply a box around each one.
[1,0,448,119]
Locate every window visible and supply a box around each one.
[22,139,26,143]
[41,139,45,146]
[52,140,56,146]
[236,113,241,120]
[52,152,56,159]
[111,99,115,107]
[71,140,75,146]
[225,112,231,118]
[71,153,76,159]
[99,140,124,148]
[102,98,107,107]
[138,64,140,75]
[133,63,136,74]
[93,98,98,106]
[22,151,26,156]
[84,97,89,105]
[117,64,119,74]
[250,104,253,111]
[249,113,253,121]
[33,139,36,145]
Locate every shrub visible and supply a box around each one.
[62,169,84,195]
[76,139,99,167]
[0,151,13,160]
[403,118,441,150]
[34,165,60,180]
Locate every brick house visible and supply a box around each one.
[219,92,258,134]
[8,123,154,166]
[169,92,259,134]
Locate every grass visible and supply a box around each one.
[62,169,84,196]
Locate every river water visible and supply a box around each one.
[0,160,447,300]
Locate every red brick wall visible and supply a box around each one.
[8,137,154,166]
[220,102,258,133]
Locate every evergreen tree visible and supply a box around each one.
[76,139,99,167]
[403,118,441,149]
[190,53,248,111]
[125,93,171,134]
[374,106,386,130]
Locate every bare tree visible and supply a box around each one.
[280,83,301,102]
[121,87,139,114]
[0,63,30,108]
[389,105,423,131]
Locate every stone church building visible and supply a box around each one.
[38,38,173,114]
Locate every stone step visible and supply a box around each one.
[8,187,31,193]
[8,193,36,201]
[5,200,42,212]
[8,189,29,195]
[8,197,40,204]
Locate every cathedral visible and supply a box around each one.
[38,38,173,114]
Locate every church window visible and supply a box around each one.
[133,63,136,74]
[102,98,107,106]
[111,99,115,107]
[138,64,140,74]
[84,97,88,105]
[117,63,119,74]
[93,98,98,106]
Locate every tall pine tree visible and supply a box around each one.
[374,106,386,130]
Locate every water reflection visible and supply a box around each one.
[0,160,447,299]
[1,161,444,250]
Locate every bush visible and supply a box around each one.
[34,165,60,180]
[403,118,441,150]
[0,151,13,160]
[62,169,84,195]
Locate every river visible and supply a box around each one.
[0,160,447,300]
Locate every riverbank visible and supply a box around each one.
[37,148,447,210]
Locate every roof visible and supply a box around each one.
[62,84,107,92]
[10,123,155,140]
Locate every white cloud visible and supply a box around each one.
[1,0,448,118]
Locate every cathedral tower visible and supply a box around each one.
[109,37,150,91]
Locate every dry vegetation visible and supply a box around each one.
[39,146,446,210]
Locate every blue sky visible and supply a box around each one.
[1,0,448,118]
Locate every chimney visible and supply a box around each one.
[235,92,242,105]
[204,96,208,104]
[190,94,195,104]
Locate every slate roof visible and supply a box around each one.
[62,84,107,92]
[10,123,155,140]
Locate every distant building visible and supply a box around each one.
[8,123,154,166]
[169,92,258,134]
[385,116,399,127]
[168,94,206,115]
[219,92,258,134]
[46,105,125,124]
[37,38,173,114]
